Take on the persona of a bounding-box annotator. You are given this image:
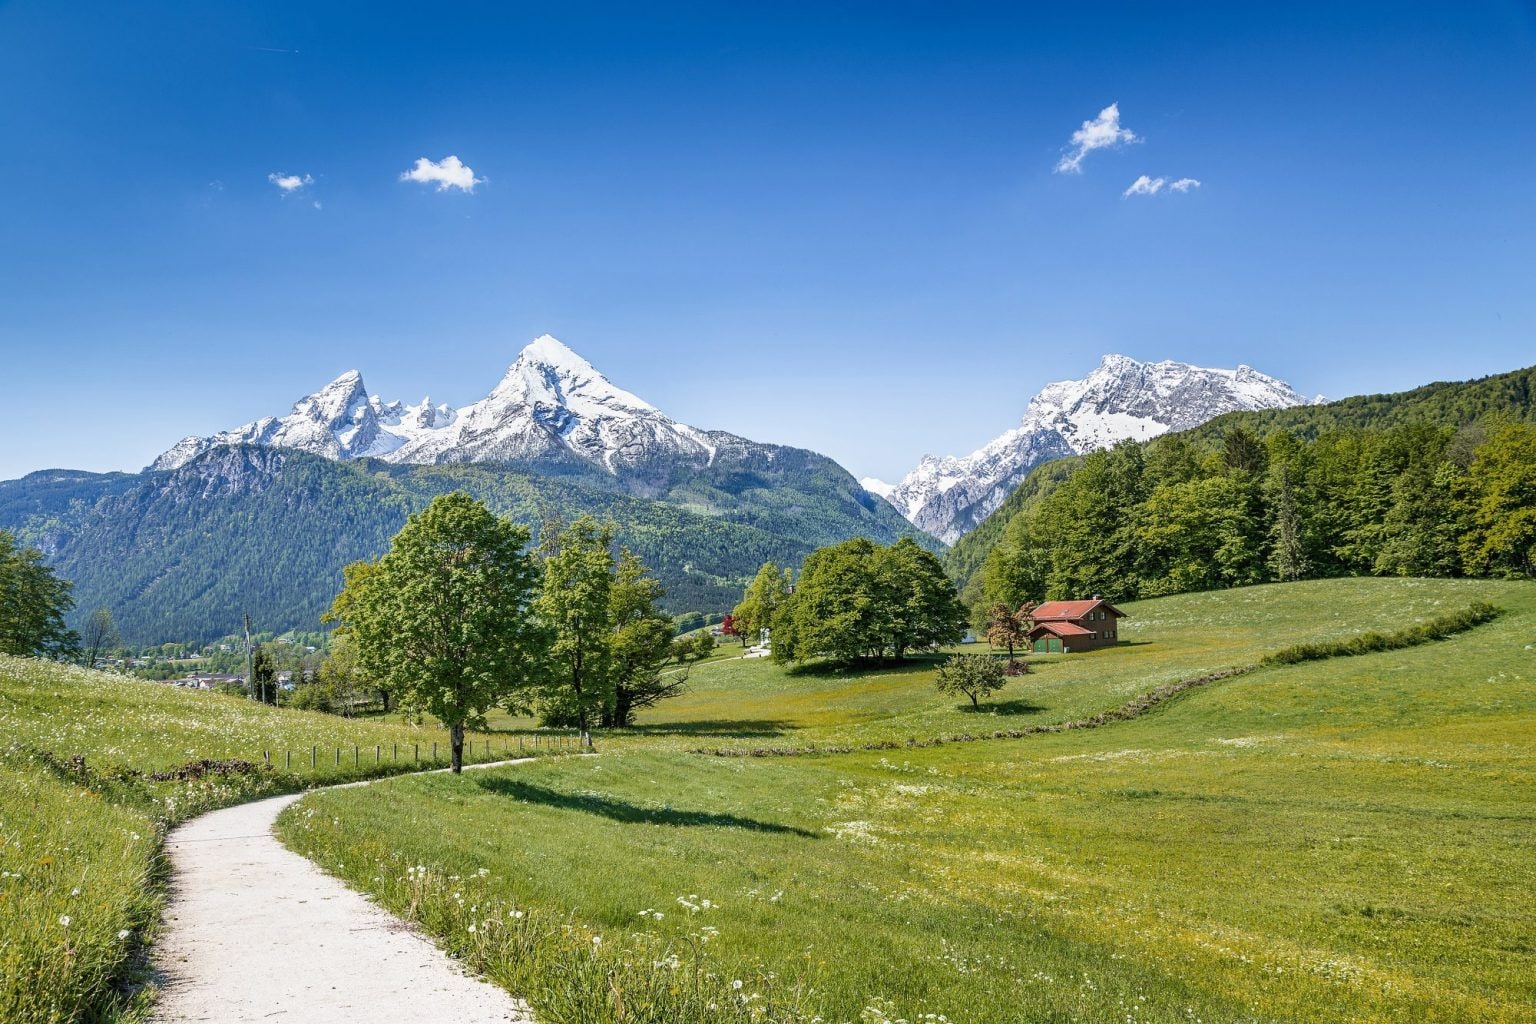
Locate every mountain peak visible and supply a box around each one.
[518,334,590,370]
[875,354,1307,543]
[492,335,658,415]
[152,335,709,475]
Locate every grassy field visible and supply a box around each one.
[0,657,577,1023]
[275,577,1536,1023]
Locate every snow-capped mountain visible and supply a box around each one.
[870,355,1310,544]
[155,335,733,476]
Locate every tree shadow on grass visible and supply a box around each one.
[477,778,820,838]
[619,719,796,739]
[962,699,1046,716]
[785,656,944,680]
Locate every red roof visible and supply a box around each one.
[1029,599,1126,621]
[1028,621,1094,638]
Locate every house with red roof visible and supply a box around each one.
[1024,596,1126,653]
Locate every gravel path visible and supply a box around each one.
[151,760,537,1023]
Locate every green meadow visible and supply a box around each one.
[273,577,1536,1023]
[0,658,573,1023]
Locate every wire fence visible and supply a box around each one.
[257,732,591,773]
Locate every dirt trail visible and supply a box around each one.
[151,760,536,1023]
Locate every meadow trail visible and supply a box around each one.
[150,760,540,1024]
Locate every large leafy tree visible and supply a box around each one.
[731,561,791,648]
[326,492,545,772]
[772,538,881,664]
[0,530,79,659]
[603,548,682,728]
[1458,421,1536,578]
[771,537,965,665]
[874,538,968,659]
[532,517,617,734]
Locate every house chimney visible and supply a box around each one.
[1092,593,1102,601]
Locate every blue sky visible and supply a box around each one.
[2,1,1534,483]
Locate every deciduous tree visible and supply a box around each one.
[603,549,683,728]
[81,607,119,668]
[0,530,78,659]
[985,602,1029,662]
[934,653,1005,709]
[533,517,616,735]
[325,493,545,772]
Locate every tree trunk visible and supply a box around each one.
[968,691,979,708]
[450,721,464,774]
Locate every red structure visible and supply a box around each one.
[1024,596,1126,653]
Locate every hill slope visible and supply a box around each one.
[279,577,1536,1024]
[0,445,923,643]
[946,361,1536,588]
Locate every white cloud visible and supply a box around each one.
[267,172,313,193]
[1123,175,1202,198]
[1056,103,1137,174]
[1123,174,1165,197]
[400,155,483,193]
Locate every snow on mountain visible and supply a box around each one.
[875,354,1309,544]
[859,478,895,500]
[153,335,731,475]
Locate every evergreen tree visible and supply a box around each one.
[251,646,277,704]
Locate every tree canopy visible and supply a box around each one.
[325,492,545,771]
[0,529,78,659]
[769,537,966,665]
[971,420,1536,612]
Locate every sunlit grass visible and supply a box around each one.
[277,577,1536,1022]
[0,657,574,1023]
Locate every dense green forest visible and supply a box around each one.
[948,363,1536,590]
[968,418,1535,613]
[0,444,927,644]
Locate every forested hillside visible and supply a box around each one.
[0,445,926,644]
[951,363,1536,609]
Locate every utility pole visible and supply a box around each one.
[244,613,255,701]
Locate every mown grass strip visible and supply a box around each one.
[699,602,1503,758]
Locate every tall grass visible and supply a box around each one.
[0,656,572,1023]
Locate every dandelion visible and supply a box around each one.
[732,979,744,990]
[58,915,71,927]
[117,929,130,940]
[592,934,602,946]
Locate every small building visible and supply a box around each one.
[1024,597,1126,653]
